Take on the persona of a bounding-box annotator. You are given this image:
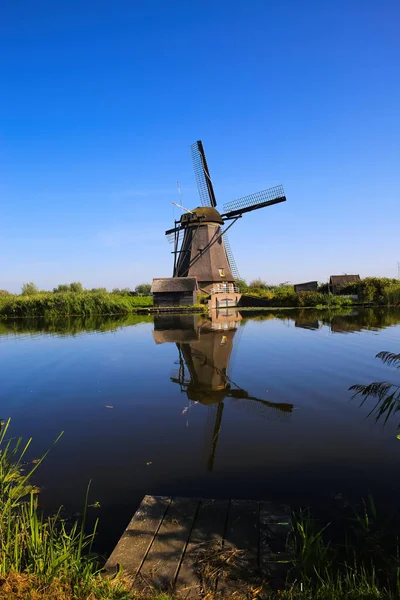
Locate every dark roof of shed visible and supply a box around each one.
[151,277,197,293]
[294,281,318,287]
[330,275,360,285]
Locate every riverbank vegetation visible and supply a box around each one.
[1,277,400,318]
[0,281,154,318]
[0,420,132,600]
[237,277,400,308]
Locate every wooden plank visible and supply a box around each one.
[217,499,259,597]
[175,499,230,599]
[259,501,292,589]
[105,495,171,578]
[137,497,200,592]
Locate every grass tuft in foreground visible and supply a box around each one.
[0,420,132,600]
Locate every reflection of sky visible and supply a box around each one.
[1,312,400,550]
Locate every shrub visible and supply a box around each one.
[69,282,84,293]
[248,278,268,290]
[53,284,71,293]
[134,283,152,295]
[112,288,132,296]
[235,279,248,293]
[383,282,400,306]
[21,282,39,296]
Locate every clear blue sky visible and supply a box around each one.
[1,0,399,292]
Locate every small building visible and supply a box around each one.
[151,277,197,307]
[294,281,318,293]
[329,274,360,295]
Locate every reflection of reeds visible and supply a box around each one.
[0,314,152,338]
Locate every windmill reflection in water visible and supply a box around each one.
[153,311,293,471]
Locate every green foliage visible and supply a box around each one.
[69,281,84,293]
[0,292,153,318]
[90,287,108,294]
[135,283,152,295]
[350,350,400,437]
[0,421,133,599]
[383,282,400,306]
[21,282,39,296]
[287,498,400,598]
[53,283,71,293]
[111,287,132,295]
[240,277,400,308]
[248,278,269,290]
[54,282,84,293]
[0,290,11,296]
[235,279,248,293]
[53,282,84,293]
[355,277,400,305]
[243,291,354,308]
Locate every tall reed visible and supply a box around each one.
[0,420,130,599]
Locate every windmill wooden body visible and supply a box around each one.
[152,141,287,307]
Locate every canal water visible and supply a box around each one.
[1,308,400,551]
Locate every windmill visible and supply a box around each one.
[166,141,287,296]
[153,312,293,471]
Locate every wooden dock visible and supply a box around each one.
[106,496,292,598]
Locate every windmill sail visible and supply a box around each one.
[222,185,286,219]
[166,228,184,244]
[191,141,217,208]
[222,232,241,280]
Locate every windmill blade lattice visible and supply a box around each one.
[166,229,184,244]
[191,141,217,208]
[222,232,241,280]
[222,185,285,218]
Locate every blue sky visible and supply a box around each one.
[1,0,399,292]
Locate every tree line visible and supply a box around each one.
[0,282,152,296]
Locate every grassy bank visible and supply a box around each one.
[2,421,400,599]
[0,292,153,319]
[237,277,400,308]
[240,292,355,308]
[2,276,400,318]
[0,420,132,600]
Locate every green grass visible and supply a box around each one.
[241,291,355,308]
[0,291,153,319]
[0,420,132,599]
[282,497,400,600]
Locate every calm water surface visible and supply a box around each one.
[1,308,400,550]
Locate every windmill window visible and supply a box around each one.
[218,268,225,277]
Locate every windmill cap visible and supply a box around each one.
[181,206,223,225]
